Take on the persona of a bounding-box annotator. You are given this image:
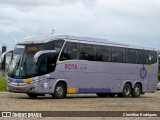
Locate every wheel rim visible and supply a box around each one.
[122,84,132,97]
[124,86,130,96]
[55,86,64,97]
[135,87,140,95]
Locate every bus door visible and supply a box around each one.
[37,53,56,93]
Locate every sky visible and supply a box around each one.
[0,0,160,51]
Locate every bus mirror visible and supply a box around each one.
[33,50,56,63]
[0,50,13,63]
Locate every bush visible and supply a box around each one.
[0,78,6,91]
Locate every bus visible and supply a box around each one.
[0,35,158,98]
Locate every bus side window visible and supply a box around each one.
[139,50,148,64]
[59,42,79,61]
[39,57,48,73]
[148,51,157,64]
[97,46,111,62]
[43,40,64,52]
[38,54,55,75]
[112,47,125,63]
[126,49,138,64]
[80,44,96,61]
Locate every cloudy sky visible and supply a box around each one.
[0,0,160,50]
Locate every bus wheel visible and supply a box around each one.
[131,84,141,98]
[27,93,38,99]
[52,82,66,99]
[96,93,109,97]
[119,83,131,97]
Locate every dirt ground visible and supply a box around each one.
[0,91,160,120]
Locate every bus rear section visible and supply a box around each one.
[53,39,158,98]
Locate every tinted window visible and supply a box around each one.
[149,51,157,64]
[97,46,111,62]
[112,47,125,63]
[14,45,25,54]
[126,49,138,63]
[43,40,64,52]
[139,50,148,64]
[38,53,56,75]
[60,42,79,61]
[80,44,96,61]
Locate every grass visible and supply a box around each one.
[0,78,6,91]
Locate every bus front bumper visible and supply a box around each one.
[7,82,38,93]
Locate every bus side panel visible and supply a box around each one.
[56,61,86,94]
[145,64,158,92]
[55,60,158,94]
[84,61,112,93]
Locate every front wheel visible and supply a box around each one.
[131,84,141,97]
[52,83,66,99]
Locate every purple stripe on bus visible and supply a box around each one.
[78,88,111,93]
[8,77,24,83]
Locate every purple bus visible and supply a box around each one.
[0,35,158,98]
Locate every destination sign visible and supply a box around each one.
[26,46,38,52]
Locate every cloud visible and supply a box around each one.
[0,0,64,7]
[93,0,160,37]
[0,0,160,50]
[0,1,94,35]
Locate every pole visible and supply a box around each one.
[2,46,6,70]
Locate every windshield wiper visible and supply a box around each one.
[11,57,21,77]
[23,57,27,76]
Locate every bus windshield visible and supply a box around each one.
[8,44,43,78]
[8,40,64,79]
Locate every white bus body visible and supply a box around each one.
[1,35,158,98]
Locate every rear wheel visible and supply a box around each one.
[131,84,141,97]
[52,82,66,99]
[118,83,131,97]
[96,93,109,97]
[27,93,38,99]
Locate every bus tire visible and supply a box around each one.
[131,84,141,98]
[52,82,66,99]
[27,93,38,99]
[96,93,109,97]
[119,83,131,97]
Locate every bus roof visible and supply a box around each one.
[18,35,157,51]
